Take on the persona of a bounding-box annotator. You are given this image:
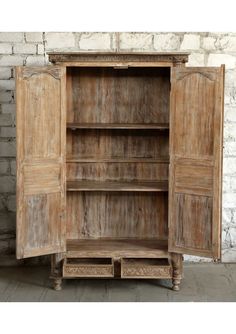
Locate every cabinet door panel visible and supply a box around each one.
[16,66,66,259]
[169,66,224,259]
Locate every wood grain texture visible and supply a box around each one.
[66,180,168,192]
[67,162,168,183]
[66,239,169,258]
[16,66,67,259]
[169,66,224,259]
[121,258,172,279]
[63,258,114,278]
[66,67,170,124]
[66,192,168,240]
[48,51,189,65]
[67,129,169,160]
[67,123,169,129]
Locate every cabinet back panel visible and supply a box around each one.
[67,162,168,182]
[66,192,168,239]
[67,67,170,123]
[67,129,169,159]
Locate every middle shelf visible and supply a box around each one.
[67,180,168,192]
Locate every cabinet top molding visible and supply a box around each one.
[48,52,189,65]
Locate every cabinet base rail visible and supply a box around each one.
[50,252,183,291]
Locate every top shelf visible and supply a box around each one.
[67,123,169,130]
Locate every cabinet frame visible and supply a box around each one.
[15,52,224,291]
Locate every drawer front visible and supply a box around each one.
[121,258,172,279]
[63,258,114,278]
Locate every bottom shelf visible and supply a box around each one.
[64,239,171,279]
[66,239,169,258]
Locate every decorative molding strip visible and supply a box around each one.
[48,52,189,64]
[63,264,114,277]
[22,67,62,80]
[122,265,172,278]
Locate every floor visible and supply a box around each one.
[0,263,236,302]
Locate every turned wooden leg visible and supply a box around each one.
[50,253,64,291]
[172,278,181,291]
[53,278,62,291]
[171,253,183,291]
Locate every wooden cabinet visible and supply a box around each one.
[16,52,224,291]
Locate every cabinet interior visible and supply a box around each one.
[66,66,170,247]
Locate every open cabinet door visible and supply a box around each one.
[16,66,66,259]
[168,66,224,259]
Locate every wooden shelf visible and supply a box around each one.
[67,180,168,192]
[66,239,168,258]
[66,157,169,163]
[67,122,169,130]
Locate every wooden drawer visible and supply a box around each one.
[63,258,114,278]
[121,258,172,279]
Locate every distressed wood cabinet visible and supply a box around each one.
[16,52,224,291]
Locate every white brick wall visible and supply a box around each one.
[0,32,236,263]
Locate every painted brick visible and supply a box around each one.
[223,193,236,208]
[225,106,236,122]
[0,32,23,42]
[6,195,16,212]
[154,33,180,51]
[79,33,111,50]
[202,37,216,50]
[25,55,45,66]
[25,32,43,43]
[230,177,236,192]
[223,157,236,175]
[223,176,232,192]
[45,32,75,49]
[0,160,9,174]
[208,54,236,69]
[0,55,24,66]
[222,208,232,225]
[224,123,236,141]
[224,142,236,157]
[0,212,15,233]
[225,70,236,88]
[119,33,153,50]
[37,44,44,55]
[0,141,16,157]
[1,103,15,114]
[0,79,15,91]
[0,240,9,254]
[0,67,12,79]
[181,34,200,50]
[0,127,16,138]
[10,160,16,175]
[217,36,236,52]
[225,87,236,106]
[0,44,12,54]
[0,91,12,103]
[187,53,205,66]
[0,114,12,126]
[0,176,15,193]
[14,44,37,54]
[222,247,236,262]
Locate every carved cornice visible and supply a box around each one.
[48,52,189,65]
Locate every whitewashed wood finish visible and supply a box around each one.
[169,66,225,259]
[16,66,67,259]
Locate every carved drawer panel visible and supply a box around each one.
[63,258,114,278]
[121,258,172,279]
